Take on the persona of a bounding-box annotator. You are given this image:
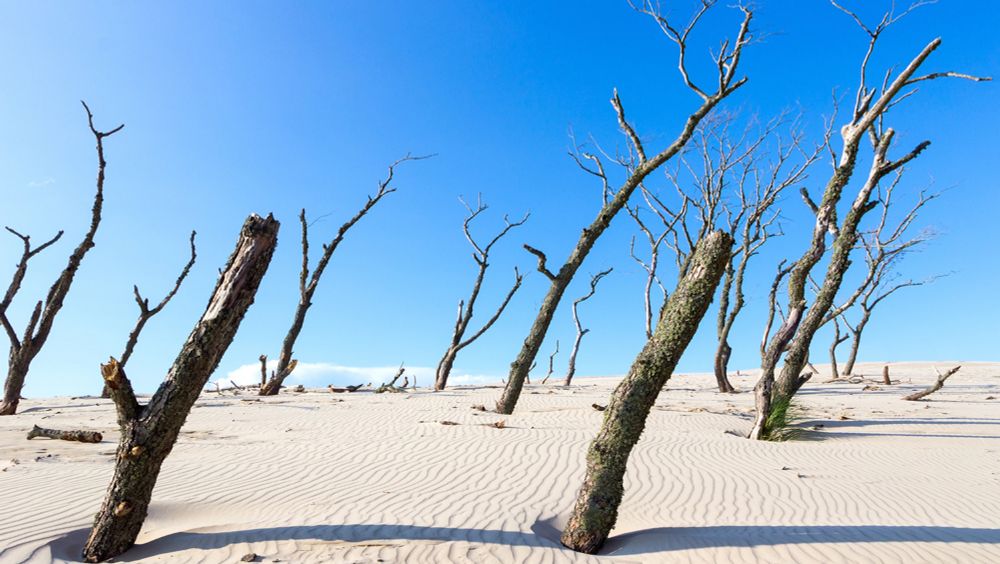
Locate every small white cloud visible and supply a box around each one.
[27,177,55,188]
[218,360,502,388]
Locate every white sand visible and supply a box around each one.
[1,361,998,563]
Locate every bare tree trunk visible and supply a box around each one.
[0,102,122,415]
[713,340,734,393]
[560,231,731,554]
[493,3,752,415]
[882,365,891,385]
[841,314,868,377]
[435,198,526,391]
[82,214,279,562]
[564,269,611,386]
[261,156,422,396]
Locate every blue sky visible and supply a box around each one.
[1,1,997,397]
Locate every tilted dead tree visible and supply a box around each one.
[434,196,527,390]
[541,340,560,384]
[260,156,424,396]
[81,214,279,562]
[711,118,820,393]
[100,232,197,398]
[0,102,123,416]
[749,1,988,440]
[838,183,940,377]
[565,268,612,386]
[561,230,732,553]
[495,0,753,414]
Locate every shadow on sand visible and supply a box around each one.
[47,521,1000,561]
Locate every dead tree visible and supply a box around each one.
[495,0,754,414]
[100,232,197,397]
[375,364,406,393]
[541,340,560,384]
[839,184,940,376]
[0,102,122,416]
[81,213,279,562]
[260,156,424,396]
[434,196,527,390]
[27,425,102,443]
[560,230,732,554]
[827,317,851,380]
[565,269,612,386]
[715,127,821,392]
[902,365,961,400]
[750,2,988,440]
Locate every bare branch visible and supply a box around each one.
[524,244,557,281]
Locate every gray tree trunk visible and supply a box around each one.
[841,314,869,377]
[560,231,732,554]
[82,214,279,562]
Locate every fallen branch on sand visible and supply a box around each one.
[375,365,407,394]
[902,366,961,401]
[26,424,102,443]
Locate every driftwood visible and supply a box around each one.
[375,366,407,394]
[26,424,102,443]
[328,383,367,393]
[902,366,961,401]
[882,365,892,385]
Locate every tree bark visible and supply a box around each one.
[841,314,869,377]
[882,365,891,385]
[82,214,279,562]
[27,424,102,443]
[560,231,732,554]
[713,340,734,393]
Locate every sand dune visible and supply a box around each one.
[1,361,998,563]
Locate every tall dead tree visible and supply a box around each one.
[260,156,423,396]
[750,1,988,440]
[0,102,122,416]
[434,196,527,390]
[100,232,197,398]
[495,0,754,414]
[561,230,732,554]
[565,268,612,386]
[839,183,939,376]
[81,214,279,562]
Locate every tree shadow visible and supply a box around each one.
[602,525,1000,556]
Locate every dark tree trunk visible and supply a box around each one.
[713,340,734,393]
[560,231,732,554]
[82,214,279,562]
[435,347,458,391]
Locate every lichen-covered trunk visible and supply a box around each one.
[82,214,279,562]
[560,231,732,554]
[434,347,458,391]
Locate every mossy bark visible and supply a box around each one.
[82,214,279,562]
[560,231,732,553]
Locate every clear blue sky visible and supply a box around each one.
[1,1,996,397]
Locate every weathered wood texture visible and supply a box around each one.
[26,425,102,443]
[560,231,732,553]
[82,214,279,562]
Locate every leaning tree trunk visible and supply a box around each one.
[435,346,459,391]
[841,314,869,377]
[713,340,734,393]
[82,214,279,563]
[560,231,732,554]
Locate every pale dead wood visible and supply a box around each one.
[902,365,961,401]
[565,269,612,386]
[435,195,527,390]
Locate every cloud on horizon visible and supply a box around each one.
[219,360,500,388]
